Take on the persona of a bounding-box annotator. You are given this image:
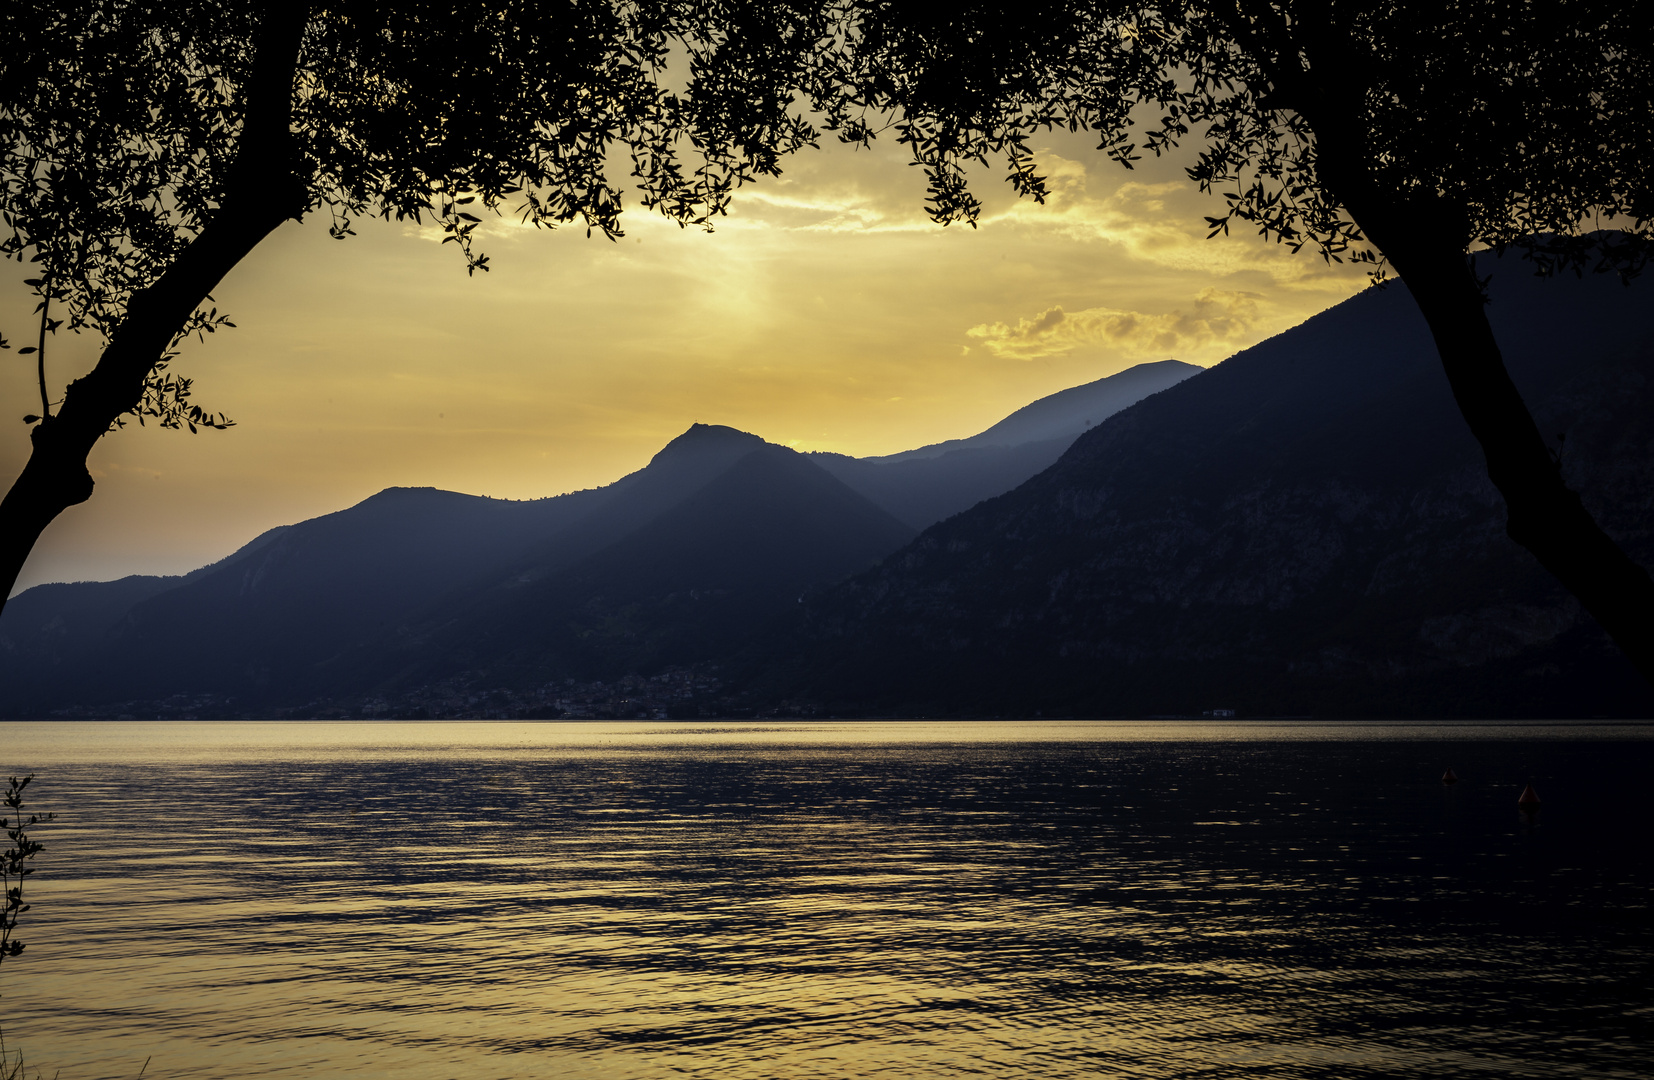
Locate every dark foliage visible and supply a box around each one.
[0,1,821,424]
[0,1,832,608]
[0,776,49,970]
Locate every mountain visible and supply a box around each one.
[869,359,1202,463]
[0,424,914,712]
[0,362,1199,714]
[776,256,1654,718]
[369,442,916,691]
[810,360,1199,528]
[14,258,1650,720]
[505,423,775,578]
[0,485,607,708]
[0,524,294,684]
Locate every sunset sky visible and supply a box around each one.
[1,129,1369,593]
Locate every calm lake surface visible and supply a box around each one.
[0,720,1650,1079]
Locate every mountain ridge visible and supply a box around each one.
[7,266,1651,718]
[0,423,919,711]
[809,360,1199,528]
[863,358,1201,462]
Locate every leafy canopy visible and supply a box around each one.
[3,1,1647,430]
[782,1,1651,277]
[0,0,823,426]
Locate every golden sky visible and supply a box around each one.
[1,130,1368,592]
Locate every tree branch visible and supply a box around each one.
[0,3,311,612]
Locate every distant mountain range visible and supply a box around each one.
[0,359,1188,715]
[812,360,1199,528]
[7,254,1652,719]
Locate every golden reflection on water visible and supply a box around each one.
[0,720,1650,1079]
[7,718,1648,764]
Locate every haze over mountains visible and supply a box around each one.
[811,360,1199,528]
[0,359,1187,715]
[4,254,1651,718]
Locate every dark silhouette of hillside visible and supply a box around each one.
[507,424,773,576]
[0,373,1180,713]
[7,263,1651,718]
[0,424,913,711]
[778,259,1654,717]
[374,443,916,690]
[0,524,295,688]
[0,486,609,707]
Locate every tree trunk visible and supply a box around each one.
[1226,0,1654,688]
[1232,6,1654,689]
[1314,144,1654,686]
[1380,238,1654,686]
[0,6,308,615]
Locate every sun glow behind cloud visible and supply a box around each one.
[1,131,1369,590]
[966,289,1268,362]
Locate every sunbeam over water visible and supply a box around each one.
[2,721,1650,1079]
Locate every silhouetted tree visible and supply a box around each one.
[787,0,1654,684]
[0,0,823,610]
[9,2,1652,692]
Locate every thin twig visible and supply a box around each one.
[34,288,51,421]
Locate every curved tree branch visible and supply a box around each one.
[0,3,310,612]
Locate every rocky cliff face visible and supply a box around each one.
[788,262,1654,717]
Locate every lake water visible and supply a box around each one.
[0,720,1649,1079]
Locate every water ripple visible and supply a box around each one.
[0,720,1649,1079]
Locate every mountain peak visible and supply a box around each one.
[658,423,768,455]
[630,424,777,499]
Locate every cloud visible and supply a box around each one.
[965,288,1266,361]
[982,151,1367,294]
